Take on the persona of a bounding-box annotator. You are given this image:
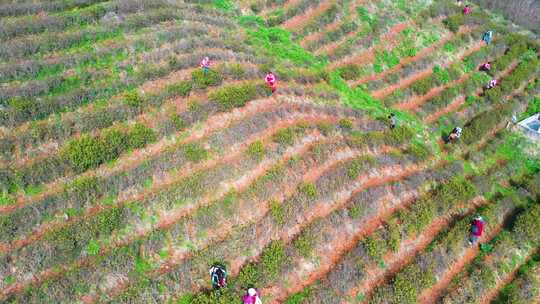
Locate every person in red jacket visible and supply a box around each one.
[265,72,277,93]
[463,5,472,15]
[469,216,485,245]
[242,288,262,304]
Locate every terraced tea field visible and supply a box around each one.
[0,0,538,303]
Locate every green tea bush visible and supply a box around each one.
[183,143,209,163]
[261,241,288,280]
[64,175,100,205]
[209,82,258,111]
[363,236,385,261]
[237,262,260,287]
[293,231,315,257]
[405,143,431,161]
[127,123,156,149]
[61,134,106,172]
[247,141,265,159]
[270,200,286,225]
[100,128,128,159]
[170,113,187,131]
[337,64,362,80]
[299,182,317,198]
[273,127,295,145]
[166,81,192,97]
[514,204,540,245]
[191,69,222,89]
[443,14,465,32]
[339,118,354,129]
[123,91,144,108]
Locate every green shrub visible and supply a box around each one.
[123,91,144,107]
[443,14,464,32]
[166,81,192,97]
[339,118,354,129]
[65,175,100,204]
[100,128,128,159]
[209,82,258,111]
[348,205,364,219]
[387,126,414,146]
[363,236,385,261]
[270,200,285,225]
[273,127,295,145]
[299,182,317,198]
[514,205,540,245]
[337,64,362,80]
[237,262,260,288]
[62,134,106,172]
[347,156,375,179]
[170,113,187,131]
[127,123,156,150]
[293,231,315,257]
[247,141,265,158]
[183,143,209,163]
[405,143,431,161]
[191,69,221,89]
[261,241,287,280]
[284,287,312,304]
[411,77,433,95]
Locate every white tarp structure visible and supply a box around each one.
[518,113,540,140]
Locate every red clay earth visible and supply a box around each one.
[349,26,473,88]
[345,196,487,303]
[283,1,336,31]
[96,144,402,302]
[329,21,410,68]
[424,60,519,123]
[1,124,339,300]
[417,226,504,303]
[260,163,433,303]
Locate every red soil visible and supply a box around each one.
[329,21,410,68]
[0,111,343,256]
[283,1,335,31]
[261,162,432,303]
[1,124,337,301]
[347,196,487,303]
[1,95,287,215]
[100,143,399,302]
[394,72,473,111]
[476,254,534,304]
[417,226,504,304]
[366,35,481,99]
[425,60,519,124]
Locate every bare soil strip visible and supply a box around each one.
[260,162,434,303]
[283,1,335,31]
[0,112,343,255]
[96,143,401,302]
[417,227,505,303]
[1,96,292,215]
[345,196,487,302]
[394,72,473,111]
[328,21,410,68]
[424,60,520,123]
[0,128,334,300]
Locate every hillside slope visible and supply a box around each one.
[0,1,538,303]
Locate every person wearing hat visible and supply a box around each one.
[469,216,485,245]
[242,288,262,304]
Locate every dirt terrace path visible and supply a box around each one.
[1,125,339,300]
[261,162,434,303]
[1,95,292,215]
[394,71,473,111]
[344,196,487,303]
[0,111,343,256]
[82,131,353,303]
[260,0,303,16]
[417,226,505,303]
[424,60,519,124]
[349,26,472,89]
[98,143,402,302]
[476,250,538,304]
[282,1,335,31]
[328,21,410,68]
